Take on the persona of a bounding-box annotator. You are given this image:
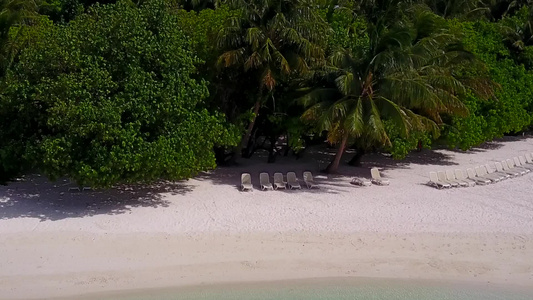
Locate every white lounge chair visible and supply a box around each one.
[475,166,499,183]
[515,156,533,171]
[286,172,302,190]
[506,159,529,175]
[273,172,286,190]
[241,173,253,191]
[259,172,274,191]
[428,172,451,189]
[370,168,389,186]
[499,160,521,177]
[438,171,458,187]
[351,177,372,186]
[485,163,510,180]
[480,165,502,182]
[520,155,533,166]
[526,153,533,164]
[495,161,517,177]
[303,171,319,189]
[466,168,490,185]
[454,169,476,187]
[445,169,468,187]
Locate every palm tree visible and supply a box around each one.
[503,3,533,50]
[423,0,493,19]
[301,6,492,173]
[217,0,328,157]
[0,0,37,75]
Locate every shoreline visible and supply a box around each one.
[62,276,533,300]
[1,231,532,299]
[1,136,533,299]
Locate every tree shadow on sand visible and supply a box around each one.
[447,140,505,153]
[356,136,525,171]
[366,149,458,170]
[193,145,458,192]
[197,134,533,190]
[0,174,194,221]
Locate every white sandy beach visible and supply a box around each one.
[1,136,533,299]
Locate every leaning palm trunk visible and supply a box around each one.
[324,134,348,173]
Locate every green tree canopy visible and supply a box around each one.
[0,0,237,186]
[444,19,533,149]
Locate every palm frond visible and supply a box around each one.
[375,96,411,137]
[217,48,246,68]
[261,68,276,90]
[245,27,264,50]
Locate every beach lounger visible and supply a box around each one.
[370,168,389,186]
[259,172,274,191]
[273,172,286,190]
[286,172,302,190]
[510,158,530,173]
[522,155,533,165]
[495,161,518,177]
[241,173,253,191]
[351,177,372,186]
[303,171,319,189]
[466,168,490,185]
[501,160,522,176]
[515,156,533,171]
[428,172,451,189]
[526,153,533,164]
[454,169,476,187]
[480,165,503,182]
[475,166,500,183]
[506,159,529,175]
[438,171,458,187]
[445,170,468,187]
[485,163,510,180]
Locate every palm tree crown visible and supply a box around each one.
[301,5,491,172]
[217,0,329,155]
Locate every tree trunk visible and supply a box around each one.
[324,134,348,173]
[267,135,278,163]
[230,99,261,161]
[348,148,365,167]
[240,99,261,157]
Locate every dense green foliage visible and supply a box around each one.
[0,0,237,186]
[444,19,533,150]
[1,0,533,185]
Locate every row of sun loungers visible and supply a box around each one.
[241,172,318,191]
[428,153,533,189]
[241,168,390,191]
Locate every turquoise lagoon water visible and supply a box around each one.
[78,277,533,300]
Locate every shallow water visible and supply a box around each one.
[78,277,533,300]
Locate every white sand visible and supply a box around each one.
[1,136,533,299]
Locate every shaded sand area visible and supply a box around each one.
[1,136,533,299]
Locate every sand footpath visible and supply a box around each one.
[1,136,533,299]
